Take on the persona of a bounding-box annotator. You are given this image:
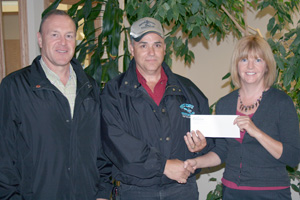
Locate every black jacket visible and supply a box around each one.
[101,59,214,187]
[0,56,112,200]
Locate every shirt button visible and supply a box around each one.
[125,81,128,85]
[161,108,165,113]
[172,88,176,91]
[166,137,170,141]
[159,138,163,141]
[153,109,156,113]
[68,167,71,171]
[66,120,70,123]
[134,85,137,88]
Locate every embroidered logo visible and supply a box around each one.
[180,103,195,118]
[139,20,156,29]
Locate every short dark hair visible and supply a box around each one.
[39,9,76,33]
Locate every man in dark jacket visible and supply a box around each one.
[100,17,214,200]
[0,10,111,200]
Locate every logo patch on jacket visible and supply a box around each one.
[180,103,195,118]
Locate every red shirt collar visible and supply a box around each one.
[136,67,167,85]
[136,67,168,105]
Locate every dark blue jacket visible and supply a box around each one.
[213,87,300,187]
[0,56,112,200]
[101,59,214,186]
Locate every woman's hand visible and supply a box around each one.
[184,130,207,153]
[184,159,197,172]
[234,116,261,138]
[234,115,283,159]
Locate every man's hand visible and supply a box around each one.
[163,159,195,184]
[184,130,207,153]
[184,159,197,171]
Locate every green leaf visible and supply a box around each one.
[178,4,186,17]
[209,177,217,182]
[260,1,270,9]
[138,2,150,18]
[291,32,300,47]
[267,38,276,49]
[123,35,131,72]
[283,66,295,87]
[270,24,279,36]
[162,2,171,12]
[73,7,84,25]
[222,72,231,80]
[83,20,95,40]
[83,0,92,19]
[267,17,275,31]
[126,4,136,16]
[88,4,102,21]
[166,9,173,21]
[94,62,103,85]
[102,0,114,36]
[191,26,201,38]
[284,29,296,41]
[157,5,166,19]
[274,54,285,70]
[77,46,88,63]
[278,43,286,56]
[172,4,180,21]
[107,59,120,79]
[206,8,218,24]
[291,184,300,192]
[68,0,85,16]
[42,0,62,18]
[201,26,210,40]
[191,1,200,14]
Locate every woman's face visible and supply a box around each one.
[237,54,267,87]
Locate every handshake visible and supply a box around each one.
[163,130,206,184]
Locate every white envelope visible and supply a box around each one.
[190,115,240,138]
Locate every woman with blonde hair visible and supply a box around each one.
[184,35,300,199]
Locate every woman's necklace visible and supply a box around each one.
[238,92,262,112]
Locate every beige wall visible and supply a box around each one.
[172,36,234,106]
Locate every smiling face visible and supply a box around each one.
[37,14,76,71]
[130,33,166,77]
[237,53,268,88]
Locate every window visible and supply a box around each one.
[0,0,28,81]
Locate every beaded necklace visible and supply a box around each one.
[238,92,262,112]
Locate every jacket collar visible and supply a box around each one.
[29,55,91,91]
[119,58,182,96]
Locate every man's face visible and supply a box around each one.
[37,14,76,70]
[130,33,166,76]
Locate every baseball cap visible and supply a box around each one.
[130,17,164,41]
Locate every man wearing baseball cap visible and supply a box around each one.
[101,17,214,199]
